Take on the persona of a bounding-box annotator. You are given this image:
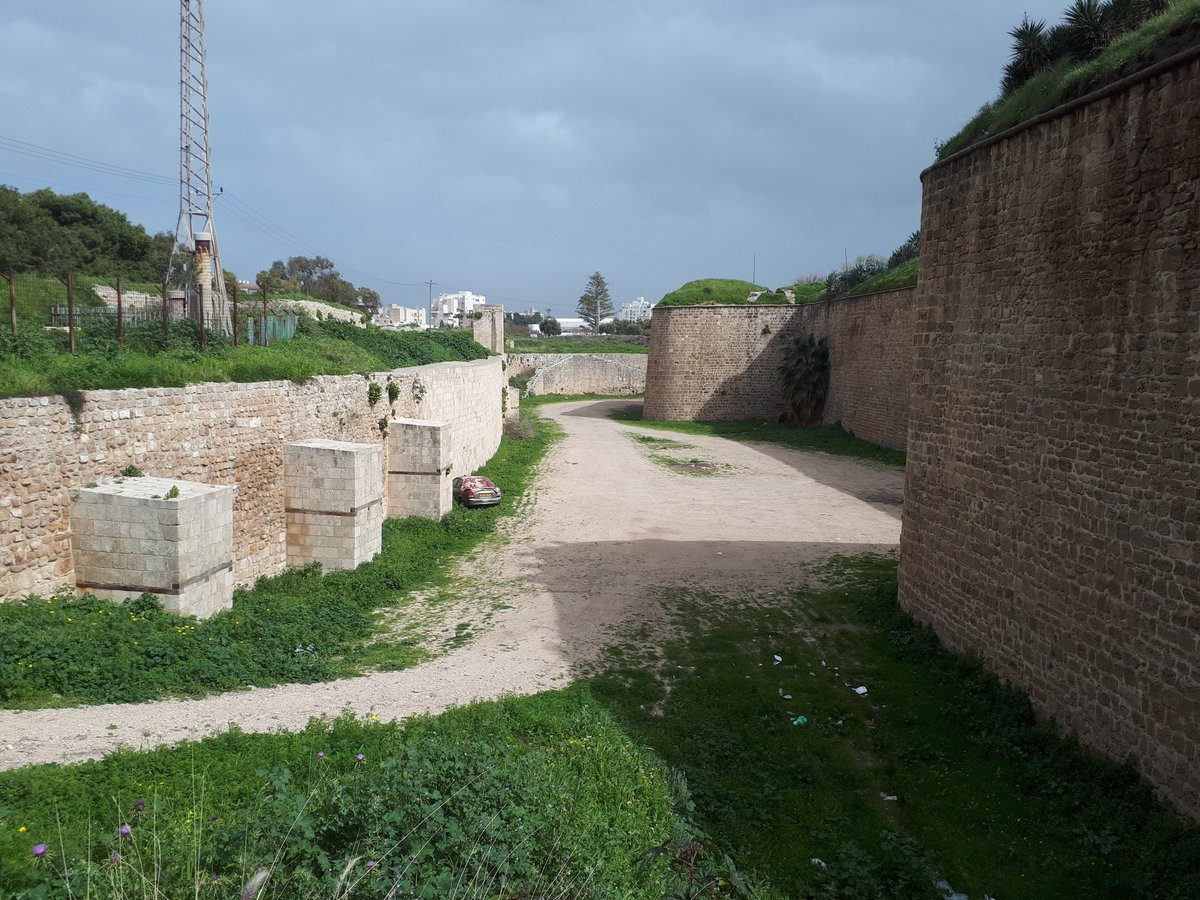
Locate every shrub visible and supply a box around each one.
[778,333,830,425]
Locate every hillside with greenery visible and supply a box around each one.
[0,318,488,399]
[938,0,1200,160]
[656,278,768,308]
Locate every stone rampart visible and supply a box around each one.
[900,53,1200,817]
[643,290,914,450]
[0,357,503,601]
[507,353,647,396]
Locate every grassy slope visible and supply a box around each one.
[609,405,906,467]
[656,278,767,307]
[0,409,559,709]
[938,1,1200,160]
[789,280,827,303]
[842,257,920,298]
[0,320,487,399]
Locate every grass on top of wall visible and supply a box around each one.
[506,336,648,354]
[656,278,769,307]
[841,258,920,298]
[608,405,906,467]
[0,409,560,710]
[0,318,488,400]
[936,1,1200,161]
[0,689,694,899]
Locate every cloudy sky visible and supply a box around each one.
[0,1,1066,315]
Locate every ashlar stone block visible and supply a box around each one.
[387,419,453,519]
[69,476,234,618]
[283,439,384,572]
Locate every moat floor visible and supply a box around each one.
[0,398,903,770]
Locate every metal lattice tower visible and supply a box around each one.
[169,0,228,330]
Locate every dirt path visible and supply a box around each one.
[0,400,903,770]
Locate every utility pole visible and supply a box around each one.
[426,279,436,326]
[167,0,229,333]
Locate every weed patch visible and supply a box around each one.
[583,555,1200,898]
[0,691,692,898]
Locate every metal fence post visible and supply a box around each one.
[116,275,124,348]
[261,287,269,347]
[231,279,239,346]
[161,283,169,341]
[66,273,76,352]
[7,270,15,338]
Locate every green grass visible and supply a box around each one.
[0,690,694,899]
[0,409,560,710]
[609,405,906,467]
[789,280,827,304]
[584,555,1200,898]
[842,258,920,298]
[656,278,769,308]
[0,318,488,399]
[507,336,648,354]
[938,1,1200,160]
[523,392,645,407]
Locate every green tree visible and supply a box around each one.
[355,286,381,316]
[577,271,613,332]
[542,316,562,336]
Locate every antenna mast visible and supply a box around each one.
[170,0,228,330]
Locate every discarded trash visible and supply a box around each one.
[820,660,827,667]
[854,685,869,695]
[880,793,898,801]
[810,858,827,869]
[934,878,969,900]
[773,655,782,665]
[783,694,792,700]
[793,716,808,726]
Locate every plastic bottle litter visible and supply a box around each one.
[773,654,782,665]
[793,716,808,726]
[854,685,869,695]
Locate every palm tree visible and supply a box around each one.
[1063,0,1117,60]
[1003,15,1052,94]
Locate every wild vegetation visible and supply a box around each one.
[0,316,488,399]
[4,556,1196,897]
[0,408,557,709]
[938,0,1200,159]
[656,278,768,308]
[506,335,648,354]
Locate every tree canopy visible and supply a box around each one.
[256,256,380,313]
[577,271,613,331]
[0,185,172,280]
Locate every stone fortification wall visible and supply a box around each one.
[507,353,647,397]
[0,357,503,601]
[643,289,914,450]
[900,54,1200,817]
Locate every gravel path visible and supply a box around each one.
[0,400,903,771]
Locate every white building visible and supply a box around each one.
[374,304,427,330]
[431,291,486,328]
[618,297,654,322]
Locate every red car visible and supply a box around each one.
[453,475,502,508]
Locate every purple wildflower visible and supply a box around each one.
[118,824,131,837]
[355,753,365,762]
[366,860,377,869]
[317,751,325,759]
[109,852,123,865]
[133,798,146,812]
[32,843,48,858]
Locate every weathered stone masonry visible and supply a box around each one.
[507,353,647,397]
[643,290,915,451]
[0,357,504,602]
[900,54,1200,817]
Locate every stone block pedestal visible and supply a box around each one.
[283,439,384,572]
[387,418,453,519]
[70,477,234,618]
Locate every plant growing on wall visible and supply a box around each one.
[367,382,382,407]
[377,417,389,437]
[411,377,427,405]
[778,333,830,426]
[386,380,400,405]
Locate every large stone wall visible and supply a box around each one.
[643,289,915,450]
[900,54,1200,817]
[0,357,503,601]
[507,353,647,397]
